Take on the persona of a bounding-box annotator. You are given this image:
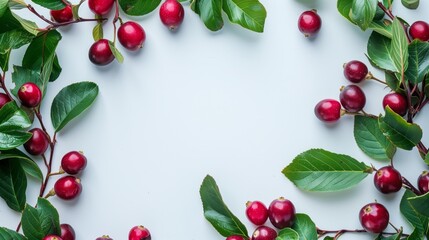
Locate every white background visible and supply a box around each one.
[2,0,429,239]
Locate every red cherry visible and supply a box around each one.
[339,85,366,113]
[373,166,402,194]
[251,226,277,240]
[409,21,429,41]
[54,176,82,200]
[268,197,296,229]
[159,0,184,30]
[24,128,49,156]
[343,60,368,83]
[18,82,42,108]
[89,39,115,66]
[246,201,269,225]
[298,10,322,37]
[226,236,246,240]
[0,93,11,109]
[129,225,151,240]
[359,202,389,233]
[382,93,408,116]
[60,224,76,240]
[88,0,114,15]
[314,99,342,122]
[43,235,63,240]
[61,151,87,175]
[50,5,73,23]
[117,21,146,51]
[418,171,429,194]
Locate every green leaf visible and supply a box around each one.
[401,0,419,9]
[0,29,34,53]
[369,19,392,39]
[405,41,429,84]
[425,153,429,166]
[282,149,371,192]
[0,227,28,240]
[222,0,266,33]
[0,49,10,71]
[11,66,43,97]
[0,102,32,150]
[49,54,61,82]
[337,0,353,23]
[390,18,409,76]
[276,228,299,240]
[400,190,428,239]
[31,0,66,10]
[354,115,396,160]
[22,198,61,240]
[0,159,26,211]
[92,23,103,41]
[291,213,317,240]
[367,31,396,72]
[108,41,123,63]
[118,0,160,16]
[383,0,394,9]
[0,0,8,17]
[199,175,248,238]
[0,148,43,181]
[350,0,378,31]
[385,70,401,91]
[375,229,402,239]
[10,12,39,35]
[51,81,99,132]
[190,0,224,31]
[378,106,422,150]
[408,192,429,218]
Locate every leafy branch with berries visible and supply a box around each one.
[200,0,429,240]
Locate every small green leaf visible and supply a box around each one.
[369,19,392,39]
[0,102,32,150]
[390,18,409,75]
[118,0,160,16]
[108,41,124,63]
[0,148,43,181]
[350,0,378,31]
[379,106,422,150]
[367,31,396,72]
[10,12,39,35]
[282,149,371,192]
[200,175,248,238]
[92,23,103,41]
[276,228,299,240]
[8,0,28,10]
[354,115,396,160]
[0,159,27,211]
[401,0,419,9]
[51,81,99,132]
[22,198,61,240]
[31,0,66,10]
[405,41,429,84]
[425,153,429,166]
[190,0,224,31]
[337,0,353,23]
[400,190,428,239]
[408,192,429,218]
[292,213,317,240]
[383,0,394,9]
[0,227,28,240]
[222,0,266,33]
[385,70,401,91]
[11,66,43,97]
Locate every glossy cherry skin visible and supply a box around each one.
[0,93,11,109]
[117,21,146,51]
[298,10,322,37]
[268,197,296,229]
[60,224,76,240]
[129,226,151,240]
[61,151,87,175]
[382,92,408,116]
[251,226,277,240]
[314,99,341,122]
[418,171,429,194]
[226,236,246,240]
[24,128,49,156]
[18,82,42,108]
[96,236,113,240]
[409,21,429,41]
[50,5,73,23]
[374,166,402,194]
[89,39,114,66]
[339,85,366,113]
[88,0,114,15]
[246,201,268,225]
[159,0,185,30]
[359,202,389,233]
[54,176,82,200]
[43,235,63,240]
[343,60,368,83]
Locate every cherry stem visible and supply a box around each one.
[0,72,13,100]
[367,72,387,85]
[402,176,422,195]
[316,228,409,239]
[112,0,120,44]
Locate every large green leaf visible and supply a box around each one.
[0,227,28,240]
[10,12,39,36]
[0,29,34,53]
[0,0,8,17]
[405,41,429,84]
[11,66,43,97]
[277,228,299,240]
[390,18,409,78]
[199,175,248,238]
[292,213,317,240]
[354,115,396,160]
[400,190,428,239]
[282,149,371,192]
[190,0,224,31]
[0,49,10,71]
[337,0,353,23]
[0,102,32,150]
[367,32,397,72]
[0,159,27,211]
[51,81,98,132]
[22,198,61,240]
[408,192,429,218]
[31,0,66,10]
[378,107,422,150]
[0,148,43,181]
[369,19,392,39]
[350,0,378,31]
[118,0,160,16]
[222,0,266,33]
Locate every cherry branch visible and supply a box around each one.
[0,72,13,100]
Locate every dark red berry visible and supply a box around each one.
[88,0,114,15]
[298,10,322,37]
[418,171,429,194]
[117,21,146,51]
[54,176,82,200]
[18,82,42,108]
[159,0,184,30]
[246,201,268,225]
[314,99,342,122]
[382,92,407,116]
[268,197,296,229]
[60,224,75,240]
[43,235,63,240]
[61,151,87,175]
[129,226,151,240]
[251,226,277,240]
[0,93,11,109]
[96,235,113,240]
[89,39,114,66]
[409,21,429,41]
[50,5,73,23]
[359,202,389,233]
[343,60,369,83]
[24,128,49,155]
[374,166,402,194]
[226,236,246,240]
[339,85,366,113]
